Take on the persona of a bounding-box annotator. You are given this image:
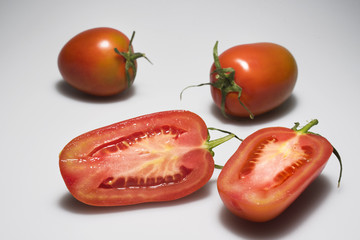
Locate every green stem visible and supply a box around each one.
[114,31,152,88]
[214,164,224,169]
[207,127,243,141]
[292,119,319,134]
[180,83,212,100]
[179,41,254,119]
[207,133,237,151]
[213,41,225,78]
[212,41,254,119]
[205,127,242,169]
[332,146,343,188]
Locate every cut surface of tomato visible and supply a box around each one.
[217,120,338,222]
[60,110,234,206]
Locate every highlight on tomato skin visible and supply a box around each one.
[59,110,237,207]
[217,120,342,222]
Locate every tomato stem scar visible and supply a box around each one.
[114,31,152,88]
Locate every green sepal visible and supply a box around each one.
[180,41,254,119]
[205,127,242,168]
[114,31,152,88]
[211,41,254,119]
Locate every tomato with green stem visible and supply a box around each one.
[58,27,151,96]
[181,41,297,119]
[59,110,239,206]
[217,120,342,222]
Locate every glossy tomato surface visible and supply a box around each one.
[210,42,297,118]
[58,27,135,96]
[59,110,214,206]
[217,123,333,222]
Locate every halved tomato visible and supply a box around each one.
[217,120,342,222]
[59,110,236,206]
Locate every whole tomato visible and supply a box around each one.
[58,27,149,96]
[210,42,298,118]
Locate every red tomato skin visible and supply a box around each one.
[59,110,214,206]
[58,27,135,96]
[217,127,333,222]
[210,43,297,117]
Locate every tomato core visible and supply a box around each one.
[86,125,193,189]
[238,135,314,190]
[90,125,186,156]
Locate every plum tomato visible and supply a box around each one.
[59,110,237,206]
[58,27,150,96]
[210,42,298,118]
[181,41,297,119]
[217,120,342,222]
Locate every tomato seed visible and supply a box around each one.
[301,145,313,156]
[98,166,193,189]
[113,177,126,188]
[98,177,114,188]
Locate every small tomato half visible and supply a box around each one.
[58,27,149,96]
[59,110,236,206]
[217,120,342,222]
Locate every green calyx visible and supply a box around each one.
[180,41,254,119]
[211,41,254,119]
[205,127,243,169]
[292,119,343,188]
[114,31,152,88]
[291,119,319,134]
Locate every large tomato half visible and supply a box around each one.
[217,120,340,222]
[58,27,147,96]
[59,110,236,206]
[210,42,297,118]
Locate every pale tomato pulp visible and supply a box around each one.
[60,111,214,206]
[217,126,333,222]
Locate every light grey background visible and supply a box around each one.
[1,0,359,239]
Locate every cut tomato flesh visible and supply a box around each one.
[217,126,333,222]
[89,125,191,189]
[239,135,313,190]
[98,166,192,189]
[59,110,214,206]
